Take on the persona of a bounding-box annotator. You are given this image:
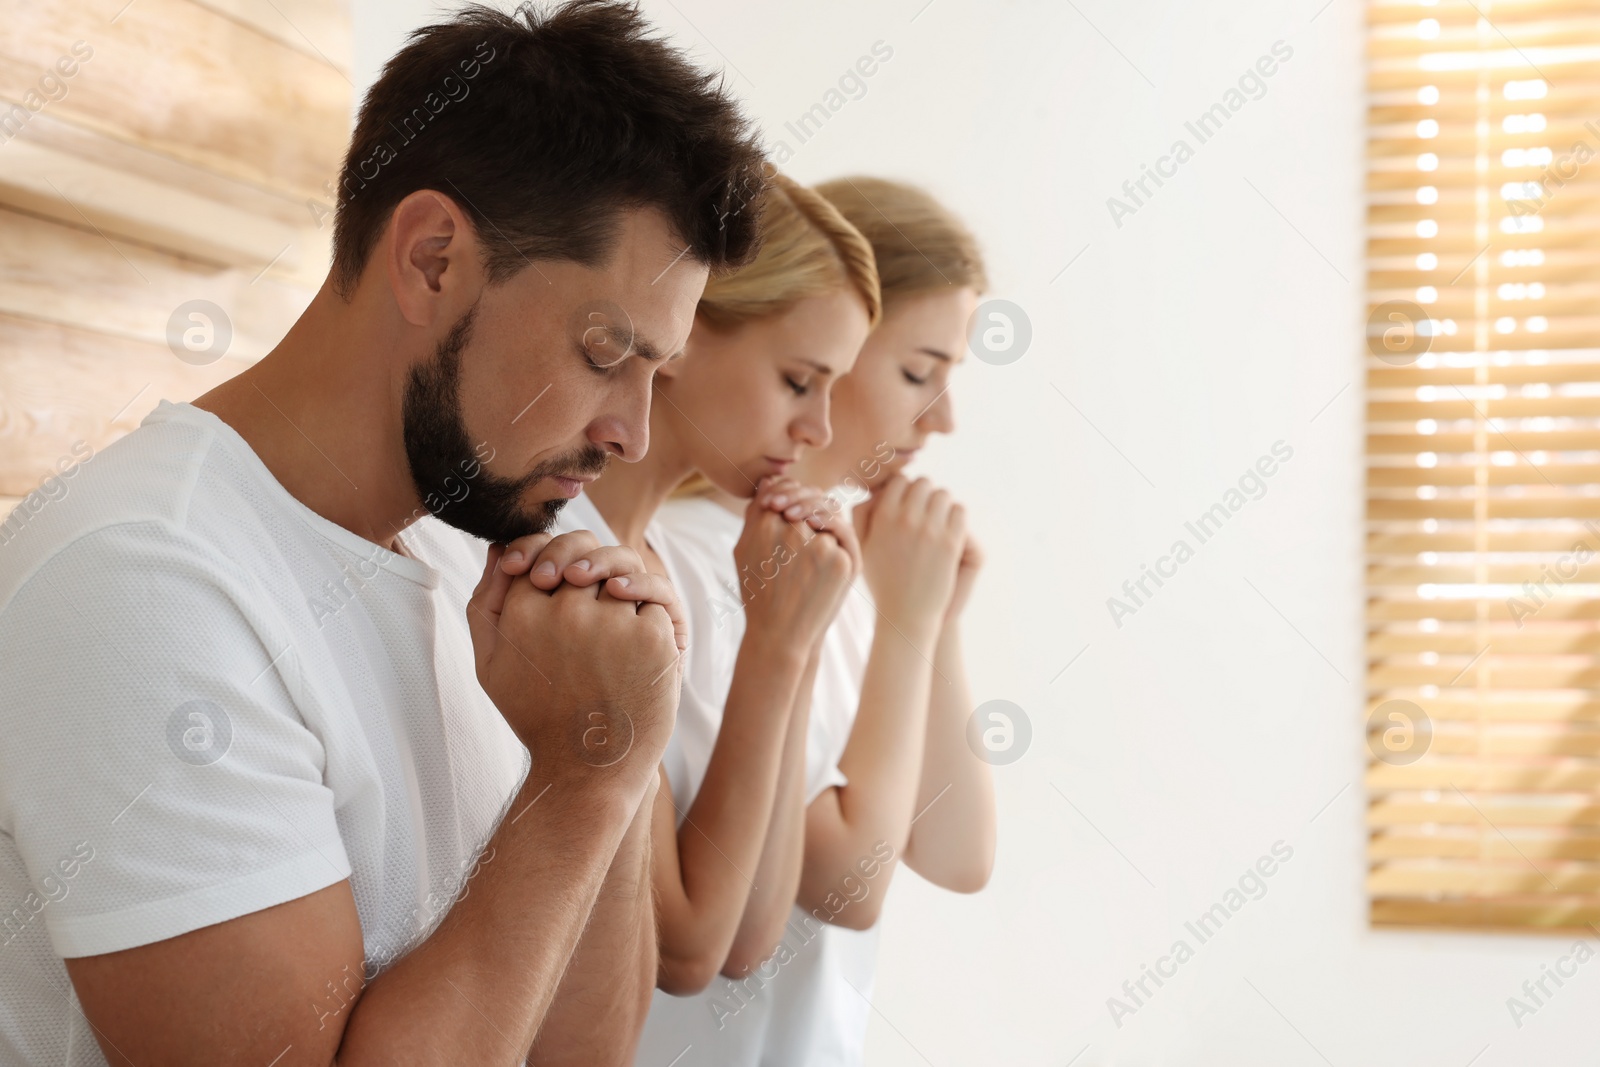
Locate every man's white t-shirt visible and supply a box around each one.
[0,399,529,1065]
[632,494,880,1067]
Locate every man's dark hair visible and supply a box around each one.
[330,0,768,298]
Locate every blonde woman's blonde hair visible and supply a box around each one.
[811,176,987,309]
[671,170,882,499]
[697,170,882,330]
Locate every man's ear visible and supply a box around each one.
[385,189,481,328]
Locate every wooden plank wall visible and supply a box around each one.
[0,0,352,516]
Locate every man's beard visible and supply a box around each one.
[402,303,610,544]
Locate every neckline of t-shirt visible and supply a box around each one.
[703,494,744,524]
[148,399,439,589]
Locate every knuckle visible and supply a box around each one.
[552,530,598,554]
[550,583,596,616]
[499,584,543,627]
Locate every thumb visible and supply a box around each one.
[467,543,511,684]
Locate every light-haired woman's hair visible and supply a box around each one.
[696,170,882,330]
[811,176,987,308]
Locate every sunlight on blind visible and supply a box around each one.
[1367,0,1600,931]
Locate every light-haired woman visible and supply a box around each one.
[651,176,996,1066]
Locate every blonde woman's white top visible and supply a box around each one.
[633,494,879,1067]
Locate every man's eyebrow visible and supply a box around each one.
[630,333,667,362]
[587,322,670,363]
[917,346,953,362]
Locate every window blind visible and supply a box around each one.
[1367,0,1600,931]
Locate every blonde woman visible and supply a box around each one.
[651,176,995,1066]
[534,172,882,1062]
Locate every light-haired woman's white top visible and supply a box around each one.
[631,494,881,1067]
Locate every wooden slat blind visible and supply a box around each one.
[1367,0,1600,930]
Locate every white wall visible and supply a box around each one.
[353,2,1593,1063]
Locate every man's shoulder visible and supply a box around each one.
[0,411,234,610]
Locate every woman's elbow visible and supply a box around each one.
[657,948,722,996]
[819,892,884,931]
[947,838,997,892]
[722,926,786,979]
[906,832,995,894]
[940,858,993,894]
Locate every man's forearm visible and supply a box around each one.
[332,765,653,1066]
[527,781,658,1065]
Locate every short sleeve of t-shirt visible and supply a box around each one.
[0,522,352,959]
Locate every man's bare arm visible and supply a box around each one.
[66,766,649,1067]
[65,534,682,1067]
[526,779,658,1065]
